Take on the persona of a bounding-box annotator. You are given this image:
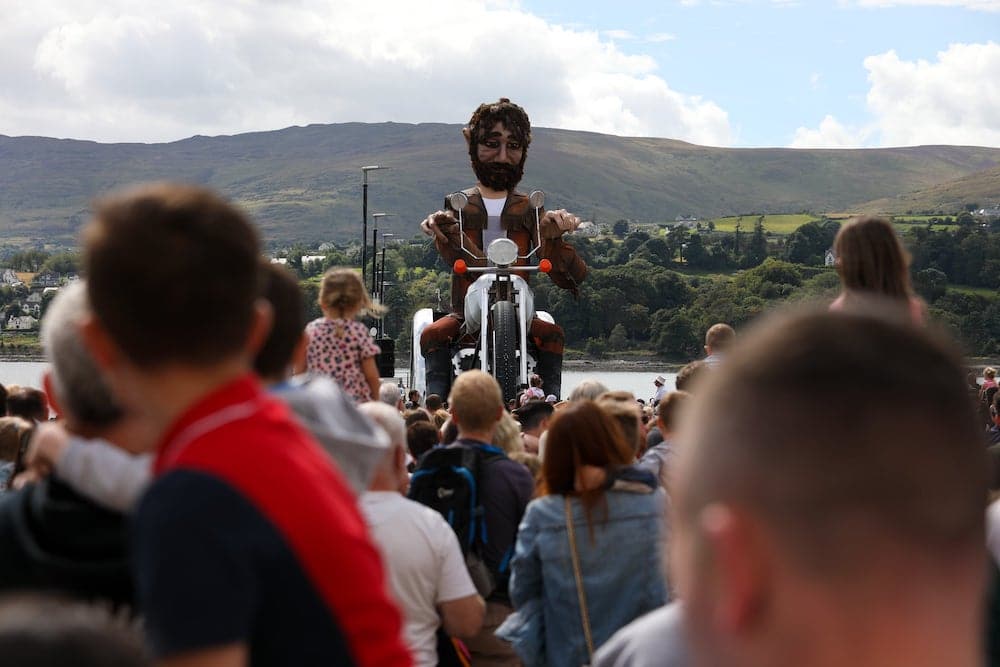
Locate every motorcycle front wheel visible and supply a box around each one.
[490,300,519,403]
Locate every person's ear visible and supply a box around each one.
[42,372,62,419]
[462,126,472,148]
[79,314,122,372]
[244,299,274,358]
[700,504,771,636]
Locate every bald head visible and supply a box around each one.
[678,309,986,574]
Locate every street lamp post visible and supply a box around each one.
[370,212,394,297]
[361,165,387,286]
[379,233,395,337]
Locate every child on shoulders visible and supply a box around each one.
[303,268,384,403]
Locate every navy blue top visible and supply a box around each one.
[455,438,535,599]
[133,470,354,665]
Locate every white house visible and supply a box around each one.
[270,257,288,265]
[32,271,62,288]
[0,269,22,286]
[824,249,836,266]
[25,292,42,305]
[6,315,38,330]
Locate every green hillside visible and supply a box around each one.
[2,123,999,244]
[855,165,1000,214]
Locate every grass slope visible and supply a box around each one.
[855,165,1000,214]
[2,124,1000,244]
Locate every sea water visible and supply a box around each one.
[0,361,677,403]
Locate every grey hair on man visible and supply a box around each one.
[40,282,122,427]
[357,402,407,489]
[358,401,406,449]
[378,382,403,409]
[569,379,609,402]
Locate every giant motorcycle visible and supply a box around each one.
[411,190,556,403]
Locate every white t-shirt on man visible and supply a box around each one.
[360,491,478,667]
[481,195,507,249]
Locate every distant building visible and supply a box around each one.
[32,271,63,288]
[6,315,38,331]
[0,269,22,287]
[270,257,288,265]
[575,221,599,237]
[825,249,836,267]
[976,205,1000,217]
[25,292,42,305]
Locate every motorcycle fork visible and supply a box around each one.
[481,276,514,375]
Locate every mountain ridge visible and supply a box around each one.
[2,122,999,244]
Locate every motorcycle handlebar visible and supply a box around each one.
[453,259,552,275]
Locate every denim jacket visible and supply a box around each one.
[498,473,668,667]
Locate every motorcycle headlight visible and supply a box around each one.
[486,238,519,267]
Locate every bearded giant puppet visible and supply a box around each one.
[419,98,588,399]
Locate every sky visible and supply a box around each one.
[1,0,998,148]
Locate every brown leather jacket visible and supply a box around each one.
[434,188,588,314]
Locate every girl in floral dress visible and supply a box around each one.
[304,268,384,402]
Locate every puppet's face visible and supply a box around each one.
[471,121,526,191]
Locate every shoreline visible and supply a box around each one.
[0,354,46,363]
[0,355,996,374]
[563,358,684,373]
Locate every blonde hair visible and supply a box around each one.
[318,267,386,317]
[0,416,33,462]
[449,370,504,433]
[986,368,997,380]
[432,409,450,429]
[493,412,524,455]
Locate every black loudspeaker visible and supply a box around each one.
[376,338,395,377]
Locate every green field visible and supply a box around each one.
[710,214,819,234]
[893,222,959,233]
[949,284,999,298]
[705,213,961,236]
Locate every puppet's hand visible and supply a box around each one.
[420,210,458,243]
[540,209,580,239]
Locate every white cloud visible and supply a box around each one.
[790,41,1000,148]
[646,32,677,43]
[0,0,733,146]
[809,72,822,89]
[790,115,872,148]
[850,0,1000,10]
[864,42,1000,146]
[603,29,636,40]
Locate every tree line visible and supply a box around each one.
[278,215,1000,361]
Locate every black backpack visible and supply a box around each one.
[408,443,505,596]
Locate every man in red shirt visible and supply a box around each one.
[81,183,411,667]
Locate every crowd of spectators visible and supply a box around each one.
[0,191,997,667]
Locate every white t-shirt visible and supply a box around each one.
[359,491,478,667]
[481,195,507,249]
